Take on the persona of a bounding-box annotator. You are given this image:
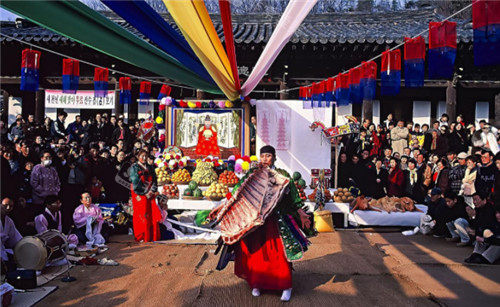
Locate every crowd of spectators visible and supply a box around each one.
[338,113,500,264]
[1,111,158,236]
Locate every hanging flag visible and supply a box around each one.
[299,86,305,100]
[318,80,326,107]
[404,36,425,87]
[311,82,319,107]
[93,67,108,97]
[302,85,312,109]
[336,74,350,106]
[428,21,457,79]
[20,49,41,91]
[119,77,132,104]
[473,0,500,66]
[349,67,362,104]
[361,61,377,100]
[62,58,79,94]
[157,84,172,100]
[139,81,152,104]
[381,49,401,96]
[325,77,334,107]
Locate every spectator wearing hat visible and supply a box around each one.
[448,152,468,194]
[420,188,447,236]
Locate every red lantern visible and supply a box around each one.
[94,67,109,97]
[20,49,41,91]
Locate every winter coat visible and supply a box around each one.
[390,126,409,155]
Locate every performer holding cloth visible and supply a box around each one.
[35,195,78,248]
[129,149,161,242]
[73,192,108,246]
[209,145,313,301]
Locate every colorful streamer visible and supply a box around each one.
[381,49,401,96]
[1,0,220,93]
[219,0,241,91]
[20,49,40,92]
[428,21,457,79]
[62,58,79,94]
[325,77,334,107]
[404,36,425,88]
[472,0,500,66]
[361,61,377,100]
[119,77,132,104]
[240,0,318,96]
[101,0,213,83]
[163,0,238,100]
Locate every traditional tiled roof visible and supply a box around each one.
[0,8,473,44]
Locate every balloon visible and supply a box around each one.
[188,101,196,108]
[235,163,243,173]
[228,155,236,161]
[195,101,202,108]
[155,116,163,124]
[209,101,216,108]
[241,161,250,171]
[218,101,225,108]
[154,158,162,165]
[225,100,233,108]
[235,158,243,165]
[159,104,165,111]
[250,155,258,162]
[165,97,172,106]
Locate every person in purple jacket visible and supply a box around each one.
[30,150,60,215]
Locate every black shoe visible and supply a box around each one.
[469,254,490,264]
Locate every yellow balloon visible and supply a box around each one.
[241,161,250,171]
[225,100,233,108]
[188,101,196,108]
[250,155,258,162]
[155,116,164,124]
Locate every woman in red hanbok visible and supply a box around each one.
[195,115,220,156]
[129,150,161,242]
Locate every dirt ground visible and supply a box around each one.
[38,230,500,306]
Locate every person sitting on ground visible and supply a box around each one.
[442,191,470,246]
[420,188,447,236]
[35,195,78,248]
[1,198,22,272]
[455,193,497,251]
[465,204,500,264]
[73,192,108,246]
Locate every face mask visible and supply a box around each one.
[43,159,52,166]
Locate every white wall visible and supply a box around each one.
[336,104,353,125]
[372,100,380,126]
[413,101,431,126]
[7,97,22,126]
[475,101,490,128]
[256,100,333,185]
[437,101,446,119]
[138,101,155,120]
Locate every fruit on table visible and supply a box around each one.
[184,189,193,197]
[192,161,218,185]
[155,166,171,184]
[293,171,302,181]
[188,181,198,191]
[172,169,191,183]
[308,188,332,202]
[333,188,354,203]
[294,181,307,201]
[162,184,179,199]
[193,188,203,198]
[218,170,239,185]
[203,182,229,199]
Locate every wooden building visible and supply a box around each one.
[1,8,499,126]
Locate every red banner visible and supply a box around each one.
[429,21,457,49]
[404,36,426,60]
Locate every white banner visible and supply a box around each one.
[45,90,115,109]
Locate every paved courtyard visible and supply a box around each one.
[39,230,500,306]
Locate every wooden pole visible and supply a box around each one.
[334,141,339,189]
[446,81,457,121]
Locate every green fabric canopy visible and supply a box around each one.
[1,0,221,94]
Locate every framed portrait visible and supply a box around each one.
[167,107,250,159]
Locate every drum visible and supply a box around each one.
[14,230,68,270]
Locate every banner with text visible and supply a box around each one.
[45,90,115,109]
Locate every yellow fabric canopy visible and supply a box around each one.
[163,0,239,100]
